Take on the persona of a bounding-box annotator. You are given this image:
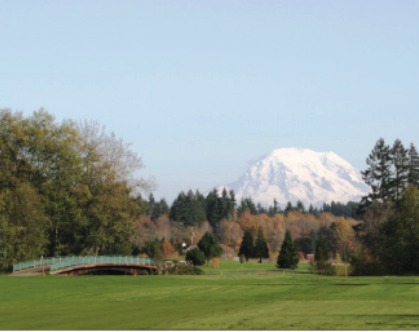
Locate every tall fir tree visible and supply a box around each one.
[361,138,392,203]
[408,143,419,187]
[390,139,409,202]
[268,198,280,217]
[314,234,330,273]
[206,189,220,227]
[284,201,294,215]
[276,229,299,269]
[238,229,254,262]
[205,188,235,230]
[237,197,257,215]
[296,200,305,213]
[254,226,269,263]
[169,190,206,226]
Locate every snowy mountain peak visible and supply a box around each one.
[220,148,369,208]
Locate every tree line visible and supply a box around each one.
[133,137,419,276]
[1,109,418,276]
[352,138,419,275]
[0,109,151,270]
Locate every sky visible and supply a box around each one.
[1,1,418,203]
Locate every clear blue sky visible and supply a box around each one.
[1,1,418,203]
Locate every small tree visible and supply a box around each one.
[238,229,254,262]
[254,226,269,263]
[277,229,299,269]
[161,239,177,258]
[197,232,223,264]
[144,239,163,262]
[185,248,206,266]
[315,234,330,274]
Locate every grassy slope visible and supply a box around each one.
[1,261,419,330]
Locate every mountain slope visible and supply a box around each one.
[220,148,370,208]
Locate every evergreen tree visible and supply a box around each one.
[276,229,299,269]
[353,139,419,275]
[268,198,280,217]
[147,193,158,221]
[219,188,230,219]
[228,190,236,217]
[361,138,392,203]
[197,232,223,263]
[254,226,269,263]
[256,203,267,215]
[308,204,313,213]
[169,190,206,226]
[205,188,235,230]
[390,139,409,202]
[157,198,169,217]
[238,229,254,262]
[408,143,419,187]
[169,192,184,221]
[296,200,305,213]
[322,201,361,218]
[284,201,294,215]
[237,198,257,215]
[206,189,221,228]
[315,234,330,273]
[192,190,207,224]
[185,248,206,266]
[379,185,419,274]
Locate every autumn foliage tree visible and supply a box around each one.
[161,239,177,258]
[0,109,151,269]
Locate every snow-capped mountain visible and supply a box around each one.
[220,148,370,208]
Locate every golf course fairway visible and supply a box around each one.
[1,262,419,330]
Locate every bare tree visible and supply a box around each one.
[75,120,155,193]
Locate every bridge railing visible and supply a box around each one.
[13,256,155,272]
[12,257,57,272]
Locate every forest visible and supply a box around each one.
[1,109,418,275]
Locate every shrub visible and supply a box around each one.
[316,261,334,275]
[185,248,206,266]
[164,265,203,275]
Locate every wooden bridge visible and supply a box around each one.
[12,256,157,276]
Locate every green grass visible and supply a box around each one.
[1,261,419,330]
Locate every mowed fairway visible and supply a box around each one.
[1,261,419,330]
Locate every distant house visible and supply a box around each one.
[185,244,198,252]
[164,261,175,268]
[306,253,314,260]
